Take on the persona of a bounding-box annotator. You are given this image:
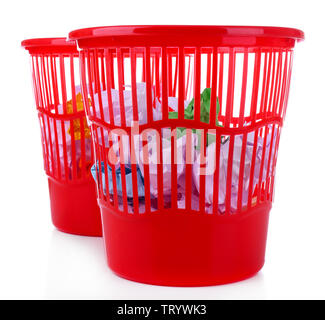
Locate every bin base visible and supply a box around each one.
[48,178,102,237]
[101,204,271,286]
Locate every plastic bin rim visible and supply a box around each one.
[21,37,76,49]
[68,25,305,42]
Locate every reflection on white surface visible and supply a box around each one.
[45,229,267,300]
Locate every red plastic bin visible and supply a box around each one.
[22,38,102,236]
[69,26,304,285]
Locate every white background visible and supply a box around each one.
[0,0,324,299]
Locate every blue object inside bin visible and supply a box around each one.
[91,162,145,198]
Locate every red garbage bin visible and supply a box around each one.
[70,26,304,285]
[22,38,102,236]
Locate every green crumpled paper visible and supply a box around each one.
[168,88,227,149]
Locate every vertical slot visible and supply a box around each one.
[185,129,193,211]
[212,134,221,214]
[178,47,185,120]
[259,51,270,118]
[239,49,249,128]
[225,135,235,213]
[267,50,277,115]
[118,133,129,213]
[69,55,77,180]
[225,49,236,127]
[142,130,152,213]
[250,49,261,124]
[218,52,224,123]
[156,128,164,211]
[255,51,266,118]
[206,49,212,88]
[272,49,282,116]
[209,47,218,126]
[171,126,178,209]
[161,47,169,121]
[194,47,201,122]
[94,50,105,121]
[104,49,116,126]
[232,52,244,122]
[117,48,127,126]
[145,47,153,124]
[237,132,247,212]
[247,129,258,209]
[199,129,207,212]
[107,130,119,210]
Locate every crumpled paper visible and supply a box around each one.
[154,96,190,120]
[92,83,164,125]
[90,84,278,213]
[192,127,277,212]
[134,133,189,198]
